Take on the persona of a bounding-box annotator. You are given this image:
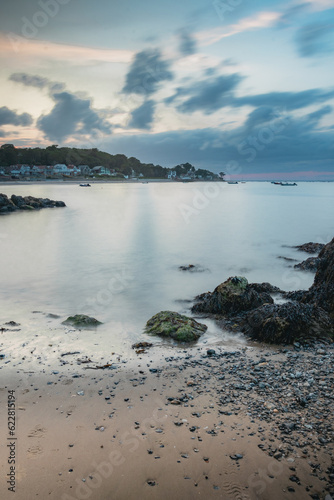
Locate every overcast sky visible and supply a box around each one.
[1,0,334,178]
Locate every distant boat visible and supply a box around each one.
[271,181,282,185]
[227,181,238,184]
[280,182,297,186]
[79,183,91,187]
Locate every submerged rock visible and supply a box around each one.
[192,276,273,315]
[243,302,333,344]
[145,311,207,342]
[62,314,102,328]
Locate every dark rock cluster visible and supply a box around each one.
[0,193,66,213]
[192,238,334,344]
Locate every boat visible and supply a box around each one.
[280,182,297,186]
[271,181,282,185]
[79,183,91,187]
[227,181,238,184]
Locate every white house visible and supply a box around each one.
[78,165,92,175]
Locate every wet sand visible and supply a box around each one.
[0,336,333,500]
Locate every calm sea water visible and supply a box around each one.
[1,181,333,356]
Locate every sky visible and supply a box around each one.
[0,0,334,179]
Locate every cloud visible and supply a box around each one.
[37,92,112,142]
[0,35,133,65]
[243,106,279,130]
[178,31,197,56]
[307,105,332,121]
[101,108,334,175]
[9,72,65,93]
[167,73,243,114]
[122,49,173,96]
[0,129,7,137]
[196,11,281,46]
[128,100,155,130]
[295,23,334,57]
[234,89,334,111]
[0,106,33,126]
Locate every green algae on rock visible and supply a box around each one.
[145,311,207,342]
[62,314,103,328]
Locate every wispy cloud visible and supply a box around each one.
[0,35,133,64]
[196,11,281,46]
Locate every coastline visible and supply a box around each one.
[0,330,333,500]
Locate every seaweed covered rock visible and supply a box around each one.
[145,311,207,342]
[192,276,273,316]
[62,314,102,328]
[243,302,333,344]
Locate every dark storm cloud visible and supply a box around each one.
[178,31,197,56]
[122,49,173,96]
[167,73,243,114]
[128,100,155,130]
[295,23,334,57]
[37,92,112,142]
[0,106,33,126]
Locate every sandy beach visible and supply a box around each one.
[1,331,333,500]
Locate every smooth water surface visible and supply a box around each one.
[1,181,333,354]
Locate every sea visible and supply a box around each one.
[1,181,334,364]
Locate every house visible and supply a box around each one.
[167,170,177,179]
[19,165,31,175]
[67,165,81,176]
[78,165,92,176]
[0,167,5,175]
[92,166,111,176]
[53,164,69,174]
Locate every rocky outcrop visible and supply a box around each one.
[0,193,66,213]
[243,302,333,344]
[300,237,334,319]
[293,242,325,254]
[62,315,102,328]
[191,238,334,344]
[192,277,274,316]
[145,311,207,342]
[294,257,320,272]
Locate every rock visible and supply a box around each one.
[192,276,273,315]
[244,302,333,344]
[293,242,325,254]
[207,349,216,356]
[0,193,66,214]
[132,342,153,349]
[300,237,334,319]
[145,311,207,342]
[62,315,103,328]
[294,257,320,272]
[179,264,206,272]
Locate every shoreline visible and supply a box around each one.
[0,332,333,499]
